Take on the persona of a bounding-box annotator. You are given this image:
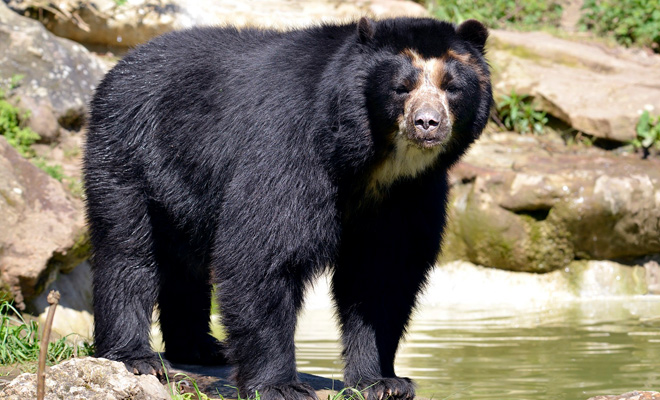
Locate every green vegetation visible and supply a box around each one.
[0,75,66,181]
[9,75,25,91]
[426,0,659,53]
[31,158,65,181]
[161,352,367,400]
[631,110,660,153]
[165,369,212,400]
[427,0,563,29]
[495,90,548,135]
[0,91,40,158]
[0,302,93,368]
[166,369,367,400]
[580,0,660,52]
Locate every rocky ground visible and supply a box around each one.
[1,0,659,399]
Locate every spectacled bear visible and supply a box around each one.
[84,17,492,400]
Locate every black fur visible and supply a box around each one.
[84,17,492,400]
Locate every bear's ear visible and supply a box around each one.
[357,17,375,44]
[456,19,488,54]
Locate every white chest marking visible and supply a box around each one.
[368,134,442,195]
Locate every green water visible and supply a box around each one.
[296,297,660,399]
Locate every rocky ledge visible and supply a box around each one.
[444,132,660,275]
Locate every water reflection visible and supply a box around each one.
[296,297,660,399]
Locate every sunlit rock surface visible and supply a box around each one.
[0,137,87,309]
[0,2,106,139]
[489,30,660,142]
[0,357,170,399]
[444,132,660,273]
[6,0,428,49]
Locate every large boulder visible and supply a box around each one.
[0,357,170,400]
[7,0,428,49]
[443,132,660,273]
[0,1,106,141]
[489,30,660,142]
[0,136,88,309]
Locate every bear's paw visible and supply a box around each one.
[254,381,319,400]
[355,377,415,400]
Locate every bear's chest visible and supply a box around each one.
[367,134,441,195]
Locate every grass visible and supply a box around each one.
[167,382,369,400]
[0,301,93,370]
[1,298,363,400]
[165,371,369,400]
[160,351,368,400]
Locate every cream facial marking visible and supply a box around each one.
[414,57,453,138]
[368,128,443,195]
[368,49,454,195]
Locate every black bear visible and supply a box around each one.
[84,17,492,400]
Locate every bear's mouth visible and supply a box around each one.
[408,128,450,150]
[415,136,445,149]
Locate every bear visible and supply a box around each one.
[84,17,492,400]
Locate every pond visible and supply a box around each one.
[296,296,660,399]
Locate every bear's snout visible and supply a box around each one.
[409,102,450,148]
[414,104,441,132]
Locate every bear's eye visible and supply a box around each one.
[445,82,461,93]
[394,85,410,95]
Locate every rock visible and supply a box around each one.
[645,260,660,294]
[0,357,171,399]
[0,136,88,309]
[14,95,60,143]
[29,261,94,340]
[587,391,660,400]
[417,260,646,306]
[7,0,428,49]
[306,260,648,310]
[444,132,660,272]
[0,1,106,138]
[566,260,648,296]
[167,363,343,399]
[489,29,660,141]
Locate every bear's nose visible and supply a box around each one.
[414,106,441,132]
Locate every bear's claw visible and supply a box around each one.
[122,355,170,378]
[355,377,415,400]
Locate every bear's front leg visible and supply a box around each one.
[332,261,421,400]
[215,265,318,400]
[334,180,445,400]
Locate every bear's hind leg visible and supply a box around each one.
[159,268,228,366]
[152,220,228,366]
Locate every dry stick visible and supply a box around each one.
[37,290,61,400]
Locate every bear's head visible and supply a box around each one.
[357,17,492,190]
